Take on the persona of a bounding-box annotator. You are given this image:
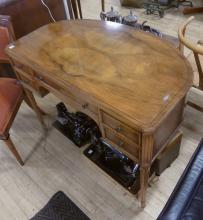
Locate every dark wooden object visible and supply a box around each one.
[0,0,66,39]
[6,20,193,207]
[182,6,203,14]
[101,0,105,11]
[152,131,182,175]
[67,0,82,19]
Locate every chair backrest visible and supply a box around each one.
[67,0,82,19]
[178,16,203,90]
[0,15,15,63]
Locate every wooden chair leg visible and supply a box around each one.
[193,52,203,89]
[4,136,24,166]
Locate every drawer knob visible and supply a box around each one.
[118,141,124,147]
[37,75,43,80]
[16,64,23,69]
[116,126,122,132]
[82,103,89,109]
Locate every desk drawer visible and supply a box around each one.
[19,73,34,90]
[13,60,34,75]
[101,111,141,145]
[13,66,34,88]
[13,62,48,97]
[35,73,98,115]
[104,127,139,161]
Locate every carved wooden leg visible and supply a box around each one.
[9,60,46,128]
[23,89,46,129]
[23,95,46,115]
[4,136,24,166]
[139,134,153,208]
[140,166,150,208]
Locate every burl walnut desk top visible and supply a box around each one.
[6,20,193,207]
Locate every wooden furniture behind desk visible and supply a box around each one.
[101,0,105,11]
[180,0,203,14]
[182,6,203,14]
[6,20,193,207]
[0,0,66,39]
[0,15,16,77]
[67,0,82,19]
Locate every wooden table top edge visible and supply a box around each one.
[5,19,194,133]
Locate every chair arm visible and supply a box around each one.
[178,16,203,55]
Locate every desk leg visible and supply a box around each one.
[139,134,153,208]
[23,94,46,116]
[23,88,46,129]
[8,58,46,128]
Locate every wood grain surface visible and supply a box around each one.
[0,0,202,218]
[6,19,193,132]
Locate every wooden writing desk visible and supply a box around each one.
[6,20,193,207]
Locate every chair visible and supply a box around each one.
[0,16,46,165]
[0,78,24,165]
[0,15,15,77]
[67,0,82,19]
[178,16,203,112]
[0,77,46,165]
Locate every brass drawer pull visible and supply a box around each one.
[101,111,141,146]
[118,141,124,147]
[37,75,43,80]
[82,103,89,109]
[115,126,122,132]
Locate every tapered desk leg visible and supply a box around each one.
[23,94,46,115]
[8,58,46,127]
[23,88,46,129]
[140,166,150,207]
[139,134,153,208]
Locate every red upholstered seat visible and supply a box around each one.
[0,26,9,62]
[0,78,23,136]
